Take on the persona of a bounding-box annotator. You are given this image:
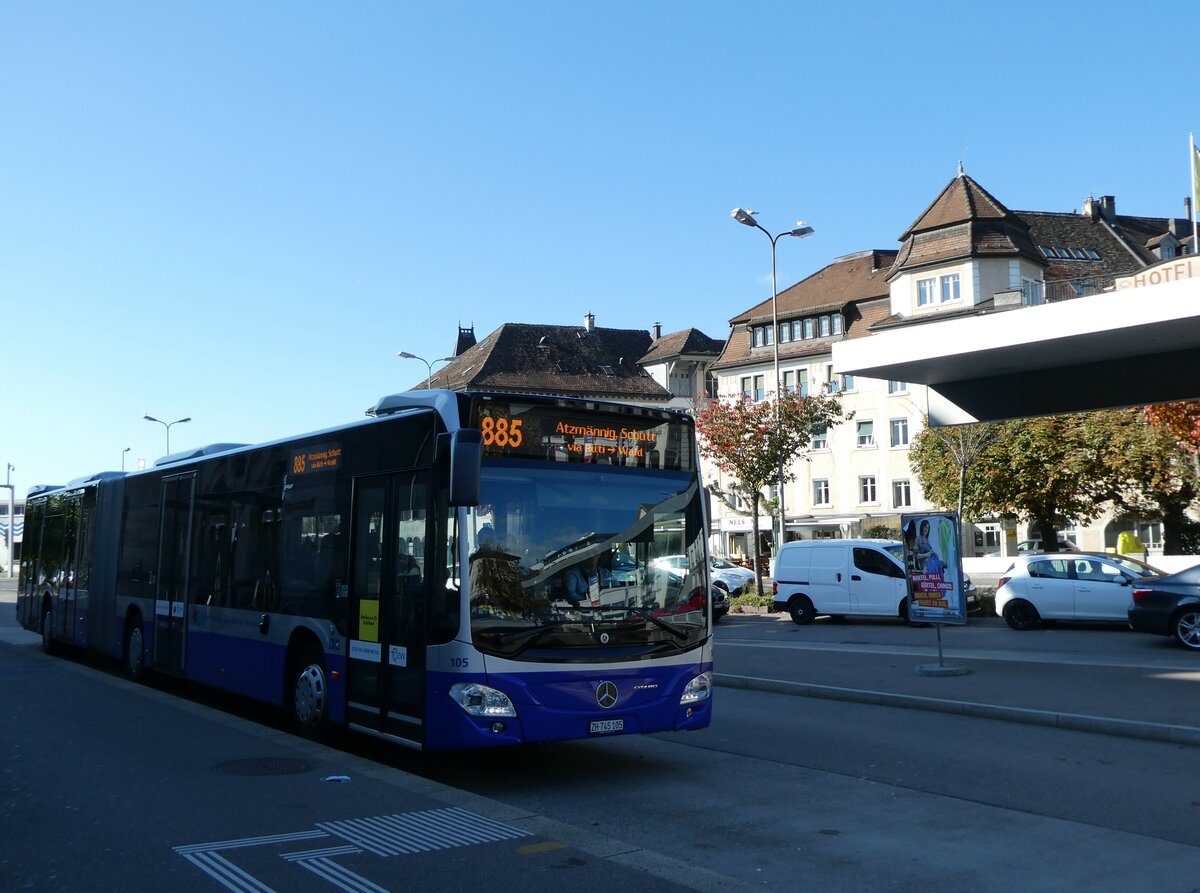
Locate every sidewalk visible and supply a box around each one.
[715,614,1200,746]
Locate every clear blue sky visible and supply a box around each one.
[3,2,1195,495]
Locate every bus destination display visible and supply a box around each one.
[473,399,692,471]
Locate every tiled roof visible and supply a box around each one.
[729,250,896,325]
[713,251,896,371]
[900,173,1011,235]
[1015,210,1149,281]
[639,328,725,364]
[888,174,1043,278]
[424,322,673,401]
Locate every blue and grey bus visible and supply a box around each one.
[17,391,714,750]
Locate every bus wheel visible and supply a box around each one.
[124,618,146,683]
[41,603,57,655]
[291,646,328,739]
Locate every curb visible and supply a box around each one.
[714,672,1200,747]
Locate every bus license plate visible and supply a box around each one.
[590,719,624,734]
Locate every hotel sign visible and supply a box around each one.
[1115,256,1199,290]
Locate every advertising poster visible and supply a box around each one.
[901,512,966,625]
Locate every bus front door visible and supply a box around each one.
[347,472,428,747]
[154,474,194,674]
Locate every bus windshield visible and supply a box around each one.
[465,460,708,660]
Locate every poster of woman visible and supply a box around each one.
[901,512,966,625]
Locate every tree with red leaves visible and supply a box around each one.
[695,390,849,594]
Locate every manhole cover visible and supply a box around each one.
[215,757,314,777]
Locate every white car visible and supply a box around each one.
[708,557,757,593]
[995,553,1149,630]
[650,555,755,595]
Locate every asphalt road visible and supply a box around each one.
[6,587,1200,892]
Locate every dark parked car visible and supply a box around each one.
[1128,564,1200,650]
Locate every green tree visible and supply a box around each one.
[911,415,1113,550]
[908,420,1002,522]
[695,390,848,594]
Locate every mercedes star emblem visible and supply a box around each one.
[595,681,618,709]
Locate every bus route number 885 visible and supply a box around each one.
[481,415,524,449]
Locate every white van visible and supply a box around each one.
[772,539,911,625]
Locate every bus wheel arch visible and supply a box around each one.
[123,609,146,682]
[286,632,329,739]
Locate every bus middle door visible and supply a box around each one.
[347,472,428,747]
[154,474,195,674]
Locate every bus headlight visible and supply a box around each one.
[680,672,712,705]
[449,682,517,718]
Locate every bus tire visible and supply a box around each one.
[124,615,146,683]
[290,644,329,739]
[40,600,57,655]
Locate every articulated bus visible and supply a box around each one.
[17,391,714,750]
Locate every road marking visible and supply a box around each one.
[178,850,277,893]
[175,808,533,892]
[296,856,391,893]
[318,807,533,856]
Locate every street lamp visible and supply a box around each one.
[144,414,191,454]
[3,463,13,577]
[731,208,815,556]
[397,352,459,389]
[122,447,131,471]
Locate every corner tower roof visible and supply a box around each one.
[887,170,1045,280]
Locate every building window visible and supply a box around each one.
[888,380,907,394]
[818,315,831,337]
[892,480,912,508]
[803,318,814,339]
[859,476,877,504]
[940,273,961,302]
[811,428,828,450]
[779,322,791,342]
[753,374,765,402]
[917,277,936,306]
[741,376,752,398]
[798,368,809,397]
[856,420,874,447]
[831,314,843,335]
[890,418,909,447]
[782,370,795,394]
[705,373,718,398]
[813,479,830,505]
[842,373,855,391]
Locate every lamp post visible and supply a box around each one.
[3,463,13,577]
[144,414,191,455]
[730,208,815,557]
[397,352,458,389]
[122,447,131,471]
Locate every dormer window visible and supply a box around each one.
[1039,245,1101,261]
[941,273,960,302]
[917,278,936,306]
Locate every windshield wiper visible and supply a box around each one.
[620,606,689,641]
[496,619,587,656]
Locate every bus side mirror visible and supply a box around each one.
[448,429,482,507]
